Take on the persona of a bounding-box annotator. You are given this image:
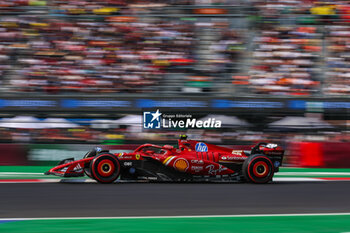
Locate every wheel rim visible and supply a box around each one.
[253,161,268,178]
[97,159,115,177]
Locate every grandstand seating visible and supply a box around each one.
[1,0,350,95]
[325,25,350,95]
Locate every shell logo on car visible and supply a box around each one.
[173,158,189,172]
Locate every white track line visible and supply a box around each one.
[273,177,324,182]
[1,213,350,221]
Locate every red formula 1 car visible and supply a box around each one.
[45,137,284,184]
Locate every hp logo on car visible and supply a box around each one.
[195,142,208,152]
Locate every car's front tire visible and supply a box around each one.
[242,154,274,184]
[90,153,120,183]
[83,148,108,178]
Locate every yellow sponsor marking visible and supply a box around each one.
[163,156,173,165]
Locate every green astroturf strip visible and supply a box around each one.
[1,215,350,233]
[0,166,52,173]
[274,174,350,178]
[0,166,86,180]
[0,175,83,180]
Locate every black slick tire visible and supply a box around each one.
[90,153,120,183]
[242,154,274,184]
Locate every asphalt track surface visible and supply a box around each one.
[1,181,350,218]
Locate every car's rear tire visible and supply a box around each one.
[242,154,273,184]
[90,153,120,183]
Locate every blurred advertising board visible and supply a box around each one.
[0,144,28,165]
[28,144,137,164]
[288,142,350,168]
[0,144,138,166]
[0,97,347,115]
[193,8,228,14]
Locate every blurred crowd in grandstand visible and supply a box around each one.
[1,0,350,95]
[0,0,242,94]
[232,0,350,96]
[248,25,321,96]
[0,0,349,145]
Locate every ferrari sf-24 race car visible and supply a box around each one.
[45,137,284,184]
